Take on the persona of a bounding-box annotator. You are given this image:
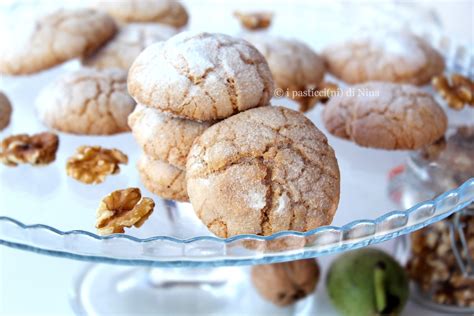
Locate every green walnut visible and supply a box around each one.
[326,248,409,316]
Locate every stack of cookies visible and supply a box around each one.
[127,32,274,202]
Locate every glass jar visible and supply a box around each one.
[389,125,474,312]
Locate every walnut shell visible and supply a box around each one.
[251,259,320,306]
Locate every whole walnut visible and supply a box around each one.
[251,259,320,306]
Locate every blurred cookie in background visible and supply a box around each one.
[96,0,189,28]
[36,68,135,135]
[323,30,444,86]
[0,9,117,75]
[83,23,177,71]
[0,92,12,131]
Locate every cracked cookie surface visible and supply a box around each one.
[245,35,325,92]
[128,104,211,169]
[128,32,274,121]
[323,82,447,150]
[36,68,135,135]
[186,106,340,238]
[0,9,116,75]
[322,31,444,85]
[0,92,12,131]
[138,154,188,202]
[83,23,177,71]
[96,0,188,27]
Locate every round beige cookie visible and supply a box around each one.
[128,32,274,121]
[83,23,177,70]
[137,154,188,202]
[0,92,12,131]
[323,82,447,150]
[96,0,188,27]
[0,9,117,75]
[186,106,340,238]
[36,68,135,135]
[322,31,444,85]
[245,35,326,92]
[128,104,211,169]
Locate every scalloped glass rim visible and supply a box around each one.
[0,178,473,267]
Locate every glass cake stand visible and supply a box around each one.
[0,1,473,315]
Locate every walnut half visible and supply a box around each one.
[234,11,273,30]
[96,188,155,235]
[295,81,340,112]
[66,146,128,184]
[0,132,59,166]
[432,74,474,110]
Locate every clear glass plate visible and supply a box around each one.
[0,0,473,267]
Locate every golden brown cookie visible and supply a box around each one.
[128,32,274,121]
[128,104,211,169]
[137,154,188,202]
[0,92,12,131]
[96,0,188,27]
[36,68,135,135]
[323,82,448,150]
[83,23,177,70]
[323,31,444,85]
[186,106,340,238]
[0,9,117,75]
[245,34,326,93]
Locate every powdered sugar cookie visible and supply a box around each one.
[323,31,444,85]
[0,92,12,131]
[186,106,340,238]
[83,23,177,70]
[128,104,211,169]
[138,154,188,202]
[36,68,135,135]
[128,32,274,121]
[0,9,117,75]
[245,35,325,93]
[323,82,447,150]
[97,0,188,27]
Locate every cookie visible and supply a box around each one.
[186,106,340,238]
[128,32,274,121]
[245,34,326,93]
[137,154,188,202]
[97,0,188,27]
[0,9,117,75]
[0,92,12,131]
[322,31,444,85]
[83,23,177,70]
[323,82,448,150]
[36,68,135,135]
[128,104,211,169]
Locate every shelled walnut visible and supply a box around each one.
[234,11,273,30]
[407,211,474,307]
[295,81,340,113]
[66,146,128,184]
[432,74,474,110]
[251,259,320,306]
[0,132,59,166]
[96,188,155,235]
